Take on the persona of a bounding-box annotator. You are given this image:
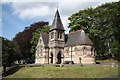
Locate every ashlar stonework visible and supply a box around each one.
[35,9,95,64]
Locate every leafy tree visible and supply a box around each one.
[2,36,21,72]
[31,26,50,59]
[68,1,120,61]
[0,37,2,66]
[13,21,49,59]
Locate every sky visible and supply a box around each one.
[1,0,119,40]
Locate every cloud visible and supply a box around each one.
[2,0,119,2]
[62,16,70,34]
[2,0,60,2]
[19,5,50,19]
[11,2,58,20]
[9,1,118,20]
[59,2,100,16]
[10,2,100,23]
[5,0,119,33]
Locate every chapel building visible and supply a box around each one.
[35,9,95,64]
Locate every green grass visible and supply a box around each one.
[5,66,118,78]
[0,66,3,72]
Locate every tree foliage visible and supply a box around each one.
[2,36,21,71]
[13,21,49,59]
[30,26,50,58]
[68,2,120,61]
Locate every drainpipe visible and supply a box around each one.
[71,46,72,63]
[48,48,49,64]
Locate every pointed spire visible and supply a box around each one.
[50,8,64,31]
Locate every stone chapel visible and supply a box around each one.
[35,9,95,64]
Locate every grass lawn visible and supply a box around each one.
[0,66,3,72]
[5,66,118,78]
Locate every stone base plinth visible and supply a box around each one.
[81,57,95,64]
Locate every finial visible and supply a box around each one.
[57,5,58,10]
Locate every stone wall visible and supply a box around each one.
[35,36,49,64]
[35,31,95,64]
[64,45,95,64]
[35,44,95,64]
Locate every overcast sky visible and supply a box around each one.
[1,0,119,40]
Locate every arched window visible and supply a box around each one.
[50,53,53,63]
[60,32,62,39]
[83,46,86,55]
[37,50,39,56]
[57,51,62,64]
[57,31,62,39]
[40,49,42,56]
[75,46,78,51]
[57,32,59,39]
[39,39,41,43]
[51,32,54,39]
[91,47,93,51]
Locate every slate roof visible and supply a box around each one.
[65,30,94,47]
[41,30,93,48]
[41,33,49,48]
[50,9,64,31]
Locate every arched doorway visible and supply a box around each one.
[57,51,62,64]
[50,53,53,63]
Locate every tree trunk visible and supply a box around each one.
[3,65,6,72]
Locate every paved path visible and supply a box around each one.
[83,63,119,67]
[18,62,119,67]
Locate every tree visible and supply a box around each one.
[68,1,120,61]
[30,26,50,59]
[2,36,21,72]
[0,37,2,67]
[13,21,49,59]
